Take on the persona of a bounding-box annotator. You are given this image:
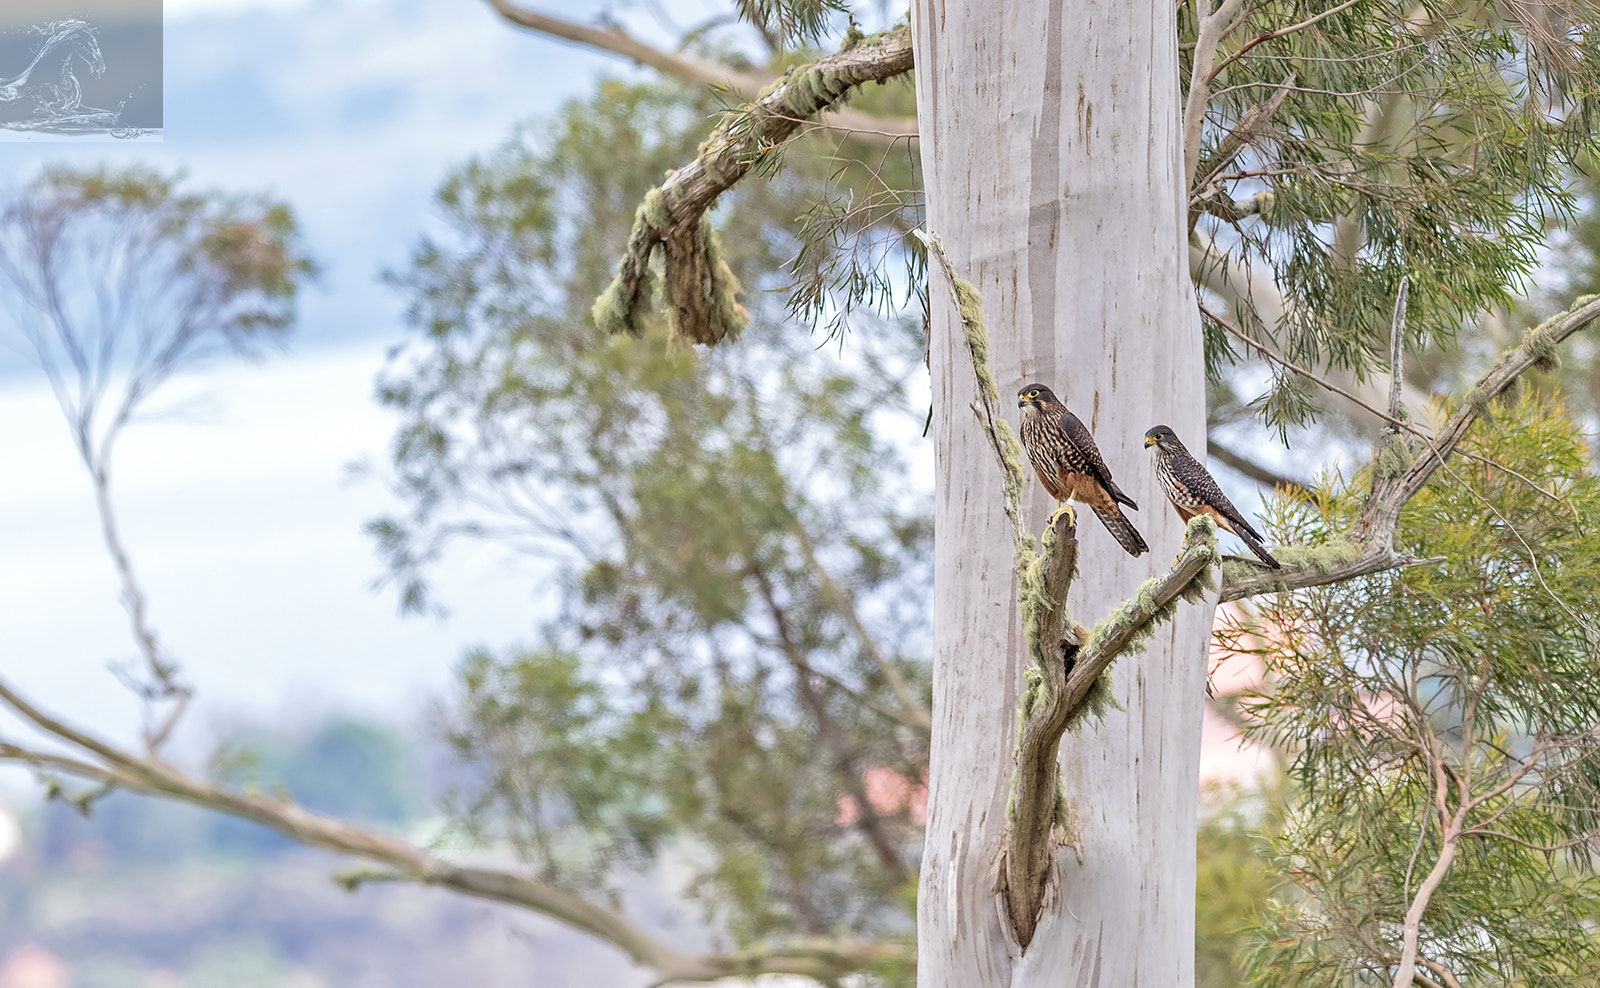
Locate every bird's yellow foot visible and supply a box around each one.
[1047,503,1077,532]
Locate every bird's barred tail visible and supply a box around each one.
[1238,529,1282,569]
[1093,504,1149,556]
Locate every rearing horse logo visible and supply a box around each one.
[0,20,112,125]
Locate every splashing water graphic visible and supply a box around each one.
[0,20,131,135]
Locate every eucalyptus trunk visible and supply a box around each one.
[912,0,1211,983]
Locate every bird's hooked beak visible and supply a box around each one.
[1144,435,1158,448]
[1017,396,1027,408]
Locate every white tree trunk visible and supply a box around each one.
[912,0,1211,984]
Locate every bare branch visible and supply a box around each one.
[1355,293,1600,542]
[1191,72,1295,206]
[92,464,190,753]
[1183,0,1250,189]
[1219,549,1444,602]
[1417,956,1464,988]
[486,0,767,91]
[1387,278,1410,421]
[0,675,909,985]
[485,0,916,146]
[1393,764,1466,988]
[593,26,915,343]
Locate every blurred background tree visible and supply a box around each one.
[373,77,929,949]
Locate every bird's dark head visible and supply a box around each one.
[1017,383,1060,411]
[1144,425,1185,453]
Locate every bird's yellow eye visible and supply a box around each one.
[1025,390,1038,399]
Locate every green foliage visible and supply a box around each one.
[735,0,848,47]
[0,164,312,332]
[1196,783,1282,988]
[1186,0,1600,431]
[442,649,672,888]
[1230,392,1600,987]
[378,79,930,943]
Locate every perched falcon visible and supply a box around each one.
[1017,383,1148,556]
[1144,425,1280,569]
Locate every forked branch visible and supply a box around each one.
[1219,290,1600,601]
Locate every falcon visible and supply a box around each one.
[1143,425,1280,568]
[1017,383,1148,556]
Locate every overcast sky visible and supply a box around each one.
[0,0,636,789]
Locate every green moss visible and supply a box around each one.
[696,217,747,343]
[1221,558,1264,585]
[591,187,671,337]
[1523,322,1560,372]
[1374,431,1413,479]
[592,276,631,336]
[1184,513,1221,555]
[1053,786,1082,856]
[1018,664,1045,729]
[1069,670,1122,729]
[596,262,659,336]
[1272,539,1364,572]
[1066,522,1217,729]
[1465,385,1493,417]
[639,187,669,228]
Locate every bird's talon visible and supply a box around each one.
[1047,504,1077,531]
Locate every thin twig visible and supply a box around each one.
[1204,0,1368,85]
[1201,301,1563,503]
[1387,277,1410,421]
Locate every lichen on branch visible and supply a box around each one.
[592,26,914,345]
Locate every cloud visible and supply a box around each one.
[0,343,554,756]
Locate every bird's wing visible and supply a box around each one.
[1177,454,1265,543]
[1058,409,1136,508]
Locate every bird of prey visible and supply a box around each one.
[1017,383,1148,556]
[1143,425,1280,569]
